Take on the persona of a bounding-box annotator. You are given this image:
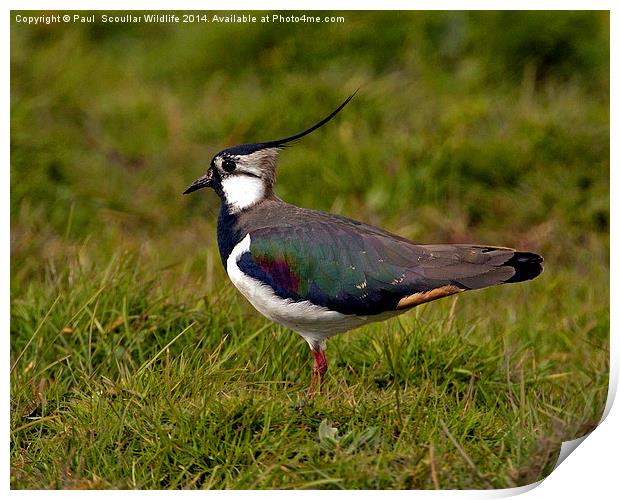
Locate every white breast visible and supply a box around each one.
[226,234,377,350]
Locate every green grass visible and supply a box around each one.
[10,11,609,489]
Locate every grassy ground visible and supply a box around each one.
[10,11,609,489]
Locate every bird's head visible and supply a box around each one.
[183,92,357,213]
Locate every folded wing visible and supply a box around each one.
[236,220,543,316]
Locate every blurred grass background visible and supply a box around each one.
[10,11,609,489]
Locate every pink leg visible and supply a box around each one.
[307,349,328,398]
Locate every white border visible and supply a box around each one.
[4,1,615,497]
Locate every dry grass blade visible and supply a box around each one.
[136,322,196,375]
[11,295,61,374]
[439,419,492,487]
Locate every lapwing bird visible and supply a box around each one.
[184,94,543,396]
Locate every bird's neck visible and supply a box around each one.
[216,195,285,268]
[215,176,278,266]
[216,204,245,268]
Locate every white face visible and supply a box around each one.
[213,149,277,213]
[220,175,265,213]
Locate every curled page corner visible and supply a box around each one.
[490,434,594,497]
[545,358,618,475]
[540,370,617,483]
[500,378,616,495]
[553,434,590,470]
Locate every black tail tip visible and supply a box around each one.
[504,251,544,283]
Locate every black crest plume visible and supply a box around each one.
[262,90,358,149]
[220,91,358,156]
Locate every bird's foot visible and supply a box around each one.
[306,349,328,399]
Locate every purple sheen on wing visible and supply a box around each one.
[256,257,300,293]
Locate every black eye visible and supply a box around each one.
[222,159,236,172]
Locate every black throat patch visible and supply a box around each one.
[216,204,245,267]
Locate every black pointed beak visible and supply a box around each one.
[183,171,213,194]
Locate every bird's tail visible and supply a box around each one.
[442,245,544,290]
[395,245,544,310]
[501,251,544,283]
[412,244,544,291]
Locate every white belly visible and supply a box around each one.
[226,234,397,349]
